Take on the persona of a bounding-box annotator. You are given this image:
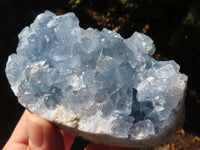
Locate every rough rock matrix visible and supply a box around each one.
[5,11,188,147]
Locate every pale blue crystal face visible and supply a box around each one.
[5,11,188,140]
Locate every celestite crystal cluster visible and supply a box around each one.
[5,11,188,147]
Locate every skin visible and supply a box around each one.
[3,110,136,150]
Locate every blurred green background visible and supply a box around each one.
[0,0,200,149]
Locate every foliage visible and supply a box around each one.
[69,0,83,9]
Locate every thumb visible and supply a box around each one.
[27,114,65,150]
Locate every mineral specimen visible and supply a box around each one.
[5,11,188,147]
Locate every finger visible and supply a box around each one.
[86,143,137,150]
[3,109,30,150]
[27,114,65,150]
[60,130,76,150]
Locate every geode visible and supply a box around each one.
[5,11,188,147]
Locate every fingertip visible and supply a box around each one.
[27,116,43,148]
[27,114,65,150]
[27,114,49,128]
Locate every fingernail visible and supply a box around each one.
[27,119,43,148]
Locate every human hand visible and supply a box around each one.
[3,110,136,150]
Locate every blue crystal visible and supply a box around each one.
[5,11,188,144]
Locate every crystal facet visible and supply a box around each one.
[5,11,188,147]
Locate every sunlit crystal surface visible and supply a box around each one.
[5,11,188,142]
